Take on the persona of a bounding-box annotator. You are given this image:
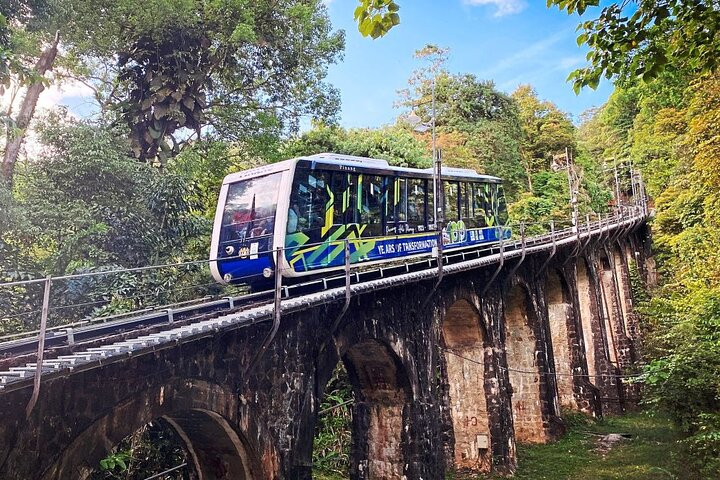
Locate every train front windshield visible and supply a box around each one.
[218,173,282,281]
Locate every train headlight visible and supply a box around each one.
[223,273,233,282]
[262,267,273,278]
[225,245,235,256]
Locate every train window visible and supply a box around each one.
[427,181,435,228]
[385,177,394,225]
[347,173,359,224]
[473,182,491,227]
[361,174,383,236]
[330,173,345,225]
[444,181,459,222]
[460,183,473,227]
[407,178,425,231]
[288,168,332,235]
[496,184,509,225]
[222,173,282,243]
[386,177,407,234]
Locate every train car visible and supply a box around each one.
[210,153,509,285]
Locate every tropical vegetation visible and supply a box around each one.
[0,0,718,478]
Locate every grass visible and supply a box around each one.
[493,411,685,480]
[314,411,687,479]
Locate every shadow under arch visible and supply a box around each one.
[43,379,261,480]
[340,339,412,480]
[546,269,576,410]
[440,298,493,473]
[576,256,600,384]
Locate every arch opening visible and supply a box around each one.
[546,270,576,410]
[612,245,634,339]
[504,285,545,443]
[576,258,599,385]
[46,381,258,480]
[85,409,254,480]
[88,418,192,480]
[341,339,411,480]
[441,299,492,473]
[598,251,620,364]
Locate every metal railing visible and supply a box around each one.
[0,205,648,410]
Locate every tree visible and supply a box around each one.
[61,0,345,164]
[549,1,720,91]
[354,0,400,38]
[0,0,59,185]
[399,66,526,199]
[282,122,430,168]
[512,85,576,189]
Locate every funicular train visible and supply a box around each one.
[210,153,509,285]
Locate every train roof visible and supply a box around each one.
[222,152,503,184]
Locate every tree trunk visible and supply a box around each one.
[1,31,60,186]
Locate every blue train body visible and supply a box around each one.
[210,153,510,285]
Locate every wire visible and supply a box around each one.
[141,462,188,480]
[440,347,644,380]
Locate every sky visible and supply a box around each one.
[323,0,613,128]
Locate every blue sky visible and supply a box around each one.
[323,0,613,128]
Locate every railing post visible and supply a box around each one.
[344,239,351,305]
[273,246,282,328]
[26,275,51,418]
[437,229,444,284]
[323,240,353,354]
[481,225,505,296]
[242,246,283,385]
[507,222,526,280]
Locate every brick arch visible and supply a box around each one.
[503,283,546,443]
[440,298,493,473]
[337,339,412,480]
[43,379,261,480]
[546,269,576,410]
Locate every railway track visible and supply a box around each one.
[0,211,645,393]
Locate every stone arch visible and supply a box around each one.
[341,339,412,479]
[546,269,576,410]
[44,380,260,480]
[504,284,545,443]
[441,298,492,473]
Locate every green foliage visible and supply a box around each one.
[581,71,720,473]
[98,451,130,473]
[283,122,430,168]
[92,420,190,479]
[0,112,225,334]
[0,0,54,93]
[61,0,344,164]
[354,0,400,39]
[313,364,352,477]
[512,85,576,187]
[548,1,720,92]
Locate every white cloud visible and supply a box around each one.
[464,0,528,17]
[480,30,569,78]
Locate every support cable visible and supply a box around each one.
[441,347,644,380]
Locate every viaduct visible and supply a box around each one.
[0,212,652,479]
